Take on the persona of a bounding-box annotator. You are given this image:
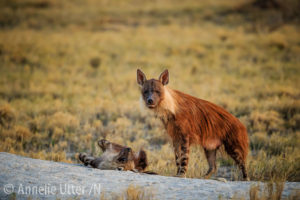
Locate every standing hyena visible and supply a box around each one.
[137,69,249,180]
[78,139,150,173]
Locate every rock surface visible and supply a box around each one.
[0,152,299,200]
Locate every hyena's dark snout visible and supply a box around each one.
[147,98,153,105]
[145,94,157,108]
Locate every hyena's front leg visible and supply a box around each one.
[78,153,94,166]
[78,153,102,168]
[173,142,180,169]
[174,137,190,177]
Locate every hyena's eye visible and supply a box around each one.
[143,90,149,95]
[155,90,160,95]
[118,158,127,163]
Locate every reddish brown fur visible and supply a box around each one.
[170,90,248,156]
[137,69,249,180]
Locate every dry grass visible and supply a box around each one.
[101,185,155,200]
[231,182,300,200]
[0,0,299,181]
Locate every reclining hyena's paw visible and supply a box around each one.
[98,139,110,151]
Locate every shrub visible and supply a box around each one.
[0,104,16,128]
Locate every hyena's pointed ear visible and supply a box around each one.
[137,69,146,86]
[135,149,148,171]
[159,69,169,85]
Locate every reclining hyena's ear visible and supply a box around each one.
[159,69,169,85]
[135,150,148,171]
[137,69,147,86]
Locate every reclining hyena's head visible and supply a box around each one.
[79,139,148,172]
[137,69,170,110]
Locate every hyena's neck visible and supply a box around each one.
[161,87,177,114]
[155,87,177,122]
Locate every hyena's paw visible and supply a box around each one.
[203,173,214,179]
[203,168,217,179]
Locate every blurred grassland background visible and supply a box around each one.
[0,0,299,181]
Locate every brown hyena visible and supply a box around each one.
[78,139,154,173]
[137,69,249,180]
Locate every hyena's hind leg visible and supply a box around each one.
[204,149,217,179]
[224,144,249,181]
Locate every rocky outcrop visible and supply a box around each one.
[0,152,299,199]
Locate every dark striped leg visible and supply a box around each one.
[175,137,190,177]
[79,153,102,169]
[229,151,249,181]
[224,144,249,181]
[78,153,95,166]
[173,142,180,169]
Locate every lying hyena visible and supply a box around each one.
[78,139,155,174]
